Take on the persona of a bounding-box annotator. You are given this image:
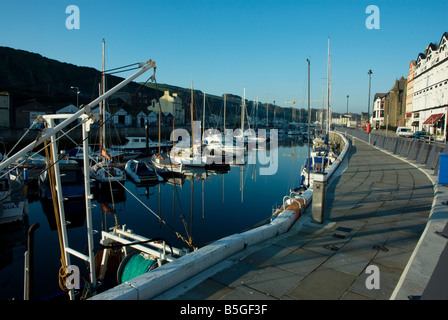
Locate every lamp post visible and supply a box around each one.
[71,86,80,108]
[367,70,373,144]
[367,70,372,124]
[346,95,349,114]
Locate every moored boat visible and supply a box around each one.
[0,168,27,225]
[125,159,163,184]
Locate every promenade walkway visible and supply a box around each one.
[154,136,436,300]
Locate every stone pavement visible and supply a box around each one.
[153,137,435,300]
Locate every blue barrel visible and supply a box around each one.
[117,252,158,284]
[439,153,448,184]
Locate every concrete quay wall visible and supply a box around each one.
[91,133,349,300]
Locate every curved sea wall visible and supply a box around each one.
[91,132,349,300]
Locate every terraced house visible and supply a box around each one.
[411,32,448,140]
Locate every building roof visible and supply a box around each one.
[374,93,387,101]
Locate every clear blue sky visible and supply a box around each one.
[1,0,447,115]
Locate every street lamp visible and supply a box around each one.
[346,95,349,114]
[70,86,80,108]
[367,70,373,124]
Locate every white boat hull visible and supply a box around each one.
[151,155,183,174]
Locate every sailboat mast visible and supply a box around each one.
[223,94,226,132]
[202,92,206,141]
[158,88,161,154]
[326,37,331,136]
[307,58,311,186]
[256,96,258,129]
[101,39,106,152]
[241,88,245,132]
[191,81,194,149]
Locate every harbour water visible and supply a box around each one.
[0,135,310,300]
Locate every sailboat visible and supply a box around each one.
[300,38,335,188]
[151,82,183,176]
[90,39,126,189]
[171,81,207,167]
[203,94,246,161]
[246,96,268,147]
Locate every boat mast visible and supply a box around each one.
[241,88,245,132]
[223,94,226,132]
[307,58,311,186]
[158,87,161,155]
[101,39,106,155]
[256,96,258,129]
[202,92,206,141]
[191,80,194,151]
[326,37,331,136]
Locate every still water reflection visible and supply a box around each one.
[0,136,308,300]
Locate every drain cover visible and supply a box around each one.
[373,245,389,252]
[336,226,353,233]
[324,244,339,251]
[333,233,346,239]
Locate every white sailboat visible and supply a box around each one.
[90,39,126,188]
[300,38,334,188]
[151,81,183,175]
[171,81,207,167]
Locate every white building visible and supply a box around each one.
[148,91,184,125]
[406,60,416,128]
[372,93,386,129]
[412,32,448,139]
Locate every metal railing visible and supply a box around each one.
[339,127,448,178]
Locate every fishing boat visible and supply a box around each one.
[0,52,166,300]
[125,159,163,184]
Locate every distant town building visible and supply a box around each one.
[136,111,147,128]
[56,104,78,114]
[147,111,158,126]
[112,108,132,127]
[148,91,185,125]
[412,32,448,138]
[372,93,387,129]
[14,101,53,129]
[383,77,407,129]
[406,60,417,128]
[0,92,10,128]
[55,104,81,127]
